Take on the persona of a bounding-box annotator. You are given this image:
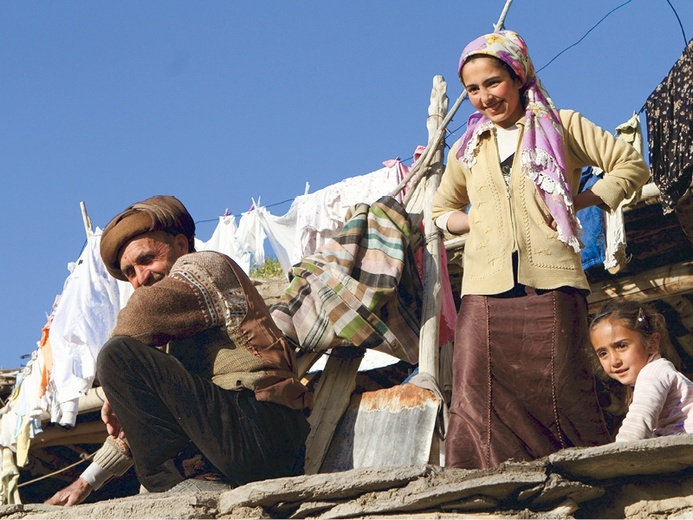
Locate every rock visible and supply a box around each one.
[3,492,220,519]
[316,463,548,518]
[218,465,432,515]
[548,435,693,480]
[251,276,287,307]
[625,494,693,518]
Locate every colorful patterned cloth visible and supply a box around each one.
[270,196,422,364]
[456,30,581,252]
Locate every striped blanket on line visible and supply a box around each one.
[270,195,423,364]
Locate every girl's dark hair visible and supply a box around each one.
[589,299,681,370]
[462,54,521,83]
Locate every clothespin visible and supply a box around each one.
[248,197,262,213]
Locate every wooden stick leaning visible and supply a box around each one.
[390,0,514,202]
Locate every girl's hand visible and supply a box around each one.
[446,211,471,235]
[548,189,607,231]
[573,189,605,212]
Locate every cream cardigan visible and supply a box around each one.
[432,110,650,296]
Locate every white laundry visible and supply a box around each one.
[195,215,250,273]
[604,113,646,271]
[236,210,266,270]
[48,230,123,426]
[254,205,298,275]
[294,164,404,258]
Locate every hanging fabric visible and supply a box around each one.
[645,39,693,214]
[270,196,423,364]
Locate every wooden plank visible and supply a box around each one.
[304,347,365,474]
[30,421,107,449]
[296,351,324,380]
[588,260,693,311]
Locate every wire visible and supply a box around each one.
[665,0,688,47]
[536,0,635,74]
[194,196,295,224]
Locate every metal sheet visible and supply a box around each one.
[320,383,440,472]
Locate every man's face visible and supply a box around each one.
[118,231,188,289]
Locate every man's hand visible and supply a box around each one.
[101,398,124,439]
[45,477,93,506]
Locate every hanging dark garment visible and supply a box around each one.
[645,39,693,214]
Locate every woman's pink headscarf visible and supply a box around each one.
[456,30,581,252]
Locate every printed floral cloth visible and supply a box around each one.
[645,39,693,214]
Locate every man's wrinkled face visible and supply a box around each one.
[119,231,188,289]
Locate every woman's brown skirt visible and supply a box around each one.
[445,287,610,469]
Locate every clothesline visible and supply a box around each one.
[195,196,296,224]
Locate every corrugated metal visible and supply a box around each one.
[320,383,440,472]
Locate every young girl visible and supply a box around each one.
[433,30,651,469]
[590,299,693,441]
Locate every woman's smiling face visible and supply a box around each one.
[461,55,524,129]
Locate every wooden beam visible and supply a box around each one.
[588,260,693,311]
[418,75,448,382]
[30,420,107,449]
[304,347,364,474]
[296,351,324,380]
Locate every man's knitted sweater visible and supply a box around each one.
[112,250,310,411]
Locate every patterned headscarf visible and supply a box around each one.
[456,30,581,252]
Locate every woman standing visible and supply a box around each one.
[432,31,650,469]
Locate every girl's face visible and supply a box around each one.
[590,319,660,386]
[461,56,524,129]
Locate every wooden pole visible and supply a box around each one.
[418,76,448,466]
[493,0,514,31]
[80,201,93,238]
[418,76,448,383]
[393,0,515,203]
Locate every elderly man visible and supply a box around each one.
[47,195,311,505]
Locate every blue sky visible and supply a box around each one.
[1,0,691,368]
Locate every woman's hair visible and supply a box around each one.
[589,299,681,371]
[461,53,520,84]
